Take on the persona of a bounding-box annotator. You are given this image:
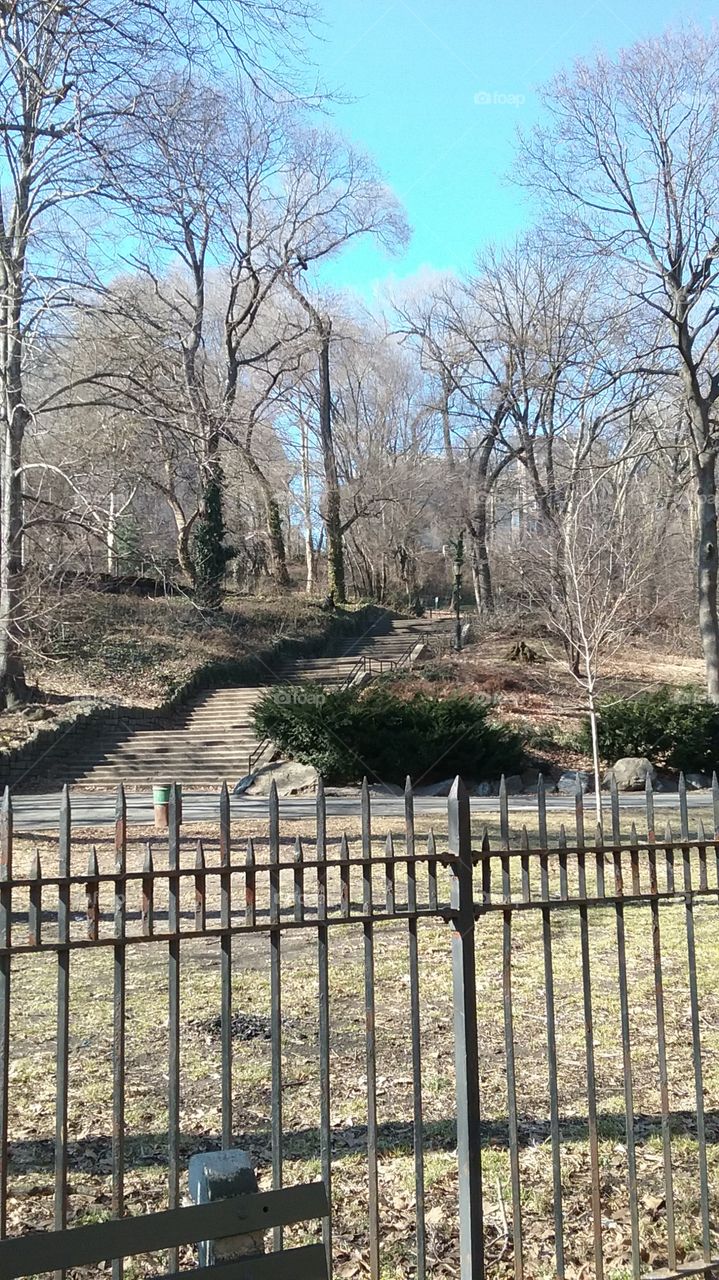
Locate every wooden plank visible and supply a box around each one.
[162,1242,329,1280]
[0,1186,329,1278]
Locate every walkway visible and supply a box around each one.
[7,787,710,832]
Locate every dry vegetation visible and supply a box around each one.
[4,807,719,1279]
[0,590,354,762]
[30,591,340,705]
[385,623,707,778]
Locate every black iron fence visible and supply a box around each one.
[0,775,718,1278]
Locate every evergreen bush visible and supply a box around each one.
[252,684,524,784]
[578,687,719,773]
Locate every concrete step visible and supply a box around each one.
[26,617,450,790]
[47,745,260,761]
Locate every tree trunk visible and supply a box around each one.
[0,409,29,708]
[264,493,290,590]
[175,522,193,580]
[468,525,494,615]
[107,491,117,575]
[562,633,581,678]
[583,654,603,825]
[238,446,289,590]
[193,452,227,609]
[318,331,345,603]
[300,419,316,595]
[281,282,345,602]
[692,446,719,701]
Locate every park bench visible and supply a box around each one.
[0,1181,329,1279]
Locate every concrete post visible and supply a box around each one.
[188,1149,264,1266]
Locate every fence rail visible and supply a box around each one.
[0,773,718,1279]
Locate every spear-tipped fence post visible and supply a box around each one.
[0,786,11,1240]
[447,776,483,1279]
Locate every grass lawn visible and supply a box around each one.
[4,806,719,1278]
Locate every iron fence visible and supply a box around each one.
[0,775,718,1278]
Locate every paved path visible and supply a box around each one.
[8,788,713,831]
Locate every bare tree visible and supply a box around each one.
[525,444,665,816]
[0,0,317,705]
[281,164,408,601]
[518,24,719,699]
[393,284,507,613]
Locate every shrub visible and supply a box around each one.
[579,687,719,773]
[252,684,524,785]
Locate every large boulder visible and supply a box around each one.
[557,770,591,795]
[410,642,434,666]
[604,757,657,791]
[685,771,711,791]
[414,778,455,797]
[368,782,404,798]
[503,774,525,795]
[239,760,318,797]
[520,768,547,793]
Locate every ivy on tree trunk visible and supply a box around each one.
[192,468,228,609]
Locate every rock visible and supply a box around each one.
[520,769,548,794]
[685,771,711,790]
[22,705,53,722]
[503,774,525,795]
[472,780,496,797]
[367,782,404,798]
[410,642,433,666]
[604,757,657,791]
[414,778,455,797]
[557,769,591,795]
[243,760,318,797]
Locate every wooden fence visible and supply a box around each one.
[0,774,718,1278]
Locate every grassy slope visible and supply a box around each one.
[33,590,344,705]
[0,589,357,759]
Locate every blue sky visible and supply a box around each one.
[315,0,718,300]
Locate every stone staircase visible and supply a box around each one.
[31,615,447,791]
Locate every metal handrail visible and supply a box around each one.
[337,655,367,691]
[247,734,271,778]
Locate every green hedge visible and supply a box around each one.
[252,684,524,784]
[579,688,719,773]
